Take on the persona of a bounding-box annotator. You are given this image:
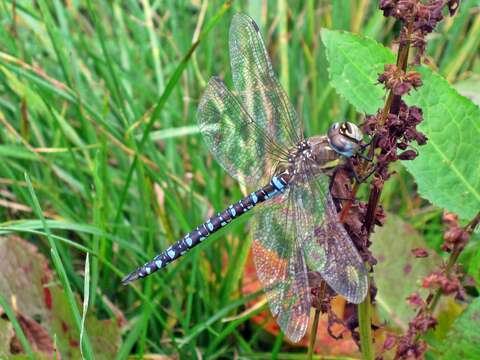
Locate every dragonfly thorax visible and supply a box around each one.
[287,140,313,164]
[281,122,363,185]
[283,137,341,184]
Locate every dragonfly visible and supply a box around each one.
[122,13,368,342]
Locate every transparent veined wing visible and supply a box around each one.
[313,193,368,303]
[297,172,369,304]
[252,189,310,342]
[197,77,289,187]
[229,13,302,149]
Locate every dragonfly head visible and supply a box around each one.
[327,122,363,157]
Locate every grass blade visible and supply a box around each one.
[24,173,95,360]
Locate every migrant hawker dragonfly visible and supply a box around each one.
[123,13,368,342]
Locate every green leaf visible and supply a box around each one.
[405,67,480,220]
[371,214,441,329]
[320,28,395,114]
[466,233,480,287]
[437,297,480,359]
[321,29,480,220]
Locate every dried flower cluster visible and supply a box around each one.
[441,212,470,252]
[378,293,438,358]
[380,0,460,63]
[363,100,427,188]
[362,1,462,359]
[378,64,422,96]
[423,267,467,300]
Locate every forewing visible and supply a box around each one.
[229,13,302,147]
[296,174,368,304]
[197,77,286,187]
[252,189,310,342]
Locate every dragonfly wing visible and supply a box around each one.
[197,77,286,187]
[315,192,368,303]
[252,189,310,342]
[229,13,302,147]
[294,173,369,304]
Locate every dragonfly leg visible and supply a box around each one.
[345,157,376,184]
[351,164,376,184]
[359,139,372,151]
[358,164,377,183]
[358,151,373,162]
[356,139,374,162]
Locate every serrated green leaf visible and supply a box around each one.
[321,29,480,220]
[320,28,395,114]
[467,233,480,286]
[405,67,480,220]
[437,297,480,359]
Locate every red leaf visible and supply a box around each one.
[17,314,55,356]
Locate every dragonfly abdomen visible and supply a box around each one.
[121,172,290,284]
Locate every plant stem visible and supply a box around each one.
[308,281,326,359]
[365,18,413,232]
[359,18,414,359]
[358,288,374,360]
[307,307,321,360]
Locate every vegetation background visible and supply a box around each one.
[0,0,478,359]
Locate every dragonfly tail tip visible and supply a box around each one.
[121,271,140,285]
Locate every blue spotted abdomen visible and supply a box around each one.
[121,172,290,284]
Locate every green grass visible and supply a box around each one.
[0,0,478,358]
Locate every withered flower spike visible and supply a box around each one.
[380,0,457,66]
[374,2,459,359]
[422,270,466,300]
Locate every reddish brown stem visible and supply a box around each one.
[364,20,413,235]
[365,186,382,235]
